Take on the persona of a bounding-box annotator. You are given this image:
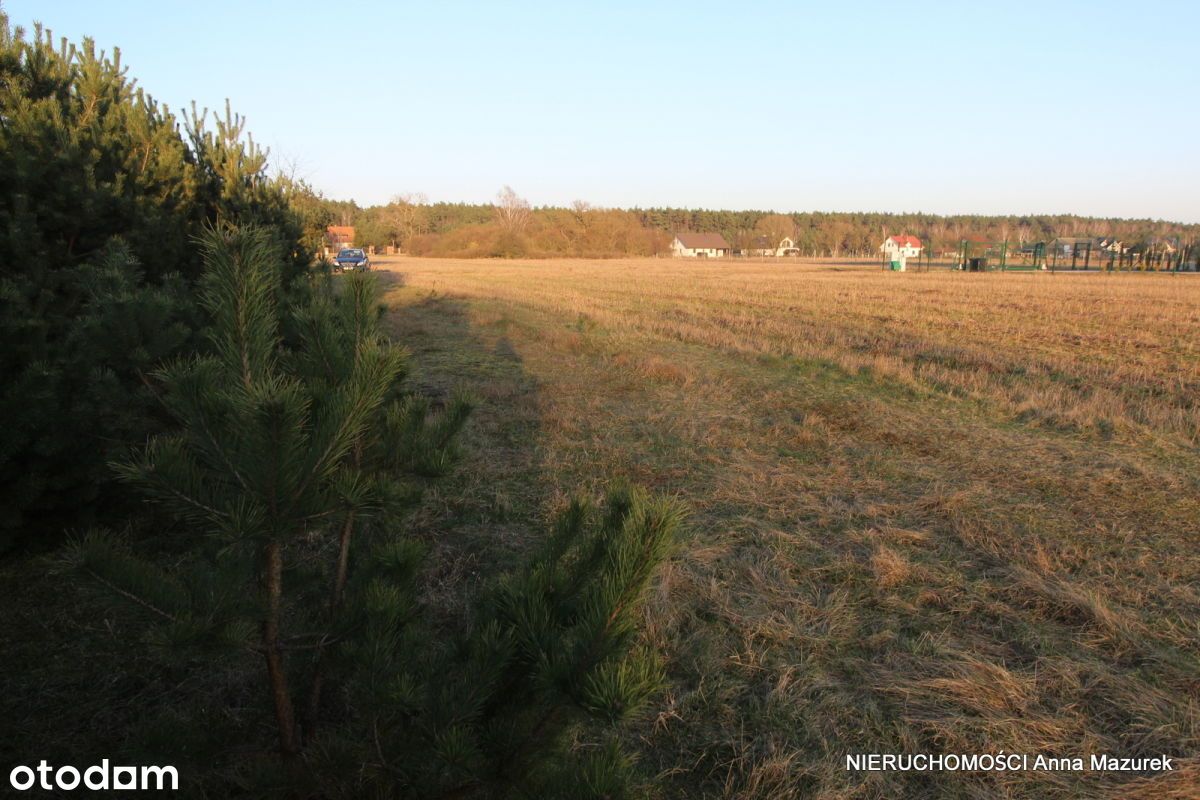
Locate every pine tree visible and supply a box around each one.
[0,12,309,547]
[68,226,683,797]
[328,483,683,798]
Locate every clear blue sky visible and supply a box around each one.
[8,0,1200,220]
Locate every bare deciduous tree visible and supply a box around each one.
[571,199,593,227]
[754,213,795,249]
[386,192,428,249]
[929,220,948,250]
[495,185,531,234]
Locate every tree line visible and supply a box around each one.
[2,12,677,797]
[330,191,1200,259]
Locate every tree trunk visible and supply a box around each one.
[263,541,299,755]
[303,508,357,741]
[330,509,356,614]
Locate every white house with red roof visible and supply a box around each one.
[880,235,923,270]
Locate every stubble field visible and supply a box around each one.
[379,257,1200,799]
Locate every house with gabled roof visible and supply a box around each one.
[881,235,922,260]
[671,232,731,258]
[326,225,355,250]
[881,235,923,271]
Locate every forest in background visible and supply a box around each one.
[317,189,1200,259]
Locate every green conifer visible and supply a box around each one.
[0,11,308,547]
[70,226,682,797]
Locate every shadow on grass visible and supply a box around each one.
[381,280,555,614]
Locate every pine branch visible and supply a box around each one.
[120,466,230,523]
[82,567,179,623]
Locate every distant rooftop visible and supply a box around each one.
[675,232,730,249]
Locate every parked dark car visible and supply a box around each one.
[333,248,370,271]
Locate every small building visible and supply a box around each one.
[671,232,731,258]
[1051,237,1094,256]
[880,235,922,270]
[1154,238,1178,255]
[326,225,355,251]
[881,235,922,260]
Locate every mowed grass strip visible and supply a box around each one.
[380,258,1200,799]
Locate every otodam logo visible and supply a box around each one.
[9,760,178,792]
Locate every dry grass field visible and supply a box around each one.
[378,257,1200,799]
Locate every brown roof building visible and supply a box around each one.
[326,226,355,248]
[671,232,731,257]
